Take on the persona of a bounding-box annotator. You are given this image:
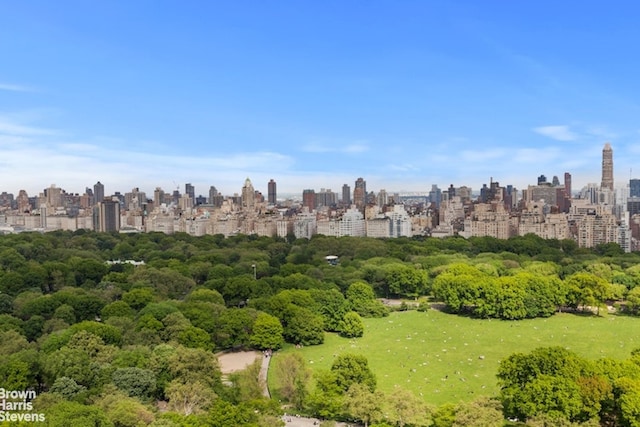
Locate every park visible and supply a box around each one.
[270,308,640,406]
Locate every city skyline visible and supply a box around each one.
[2,2,640,196]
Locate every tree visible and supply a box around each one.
[384,388,429,427]
[452,397,503,427]
[274,352,311,409]
[214,308,258,350]
[250,312,284,350]
[49,376,87,400]
[346,281,388,318]
[282,304,324,346]
[344,383,384,427]
[165,379,216,416]
[95,389,155,426]
[498,347,596,422]
[385,263,428,299]
[122,288,155,311]
[112,367,157,399]
[42,401,112,427]
[101,301,135,319]
[565,273,612,314]
[309,288,347,332]
[331,353,376,392]
[306,370,344,420]
[228,359,264,402]
[338,311,364,338]
[186,288,225,305]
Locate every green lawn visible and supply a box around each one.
[269,309,640,406]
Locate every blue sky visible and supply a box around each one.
[1,1,640,198]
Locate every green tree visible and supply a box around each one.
[49,376,87,400]
[344,383,384,427]
[452,397,503,427]
[95,389,156,427]
[42,400,113,427]
[274,352,311,409]
[214,307,258,350]
[385,263,428,299]
[331,353,376,392]
[498,347,596,422]
[565,273,612,315]
[250,312,284,350]
[282,304,324,345]
[112,367,157,399]
[338,311,364,338]
[165,379,216,415]
[309,288,347,331]
[122,287,155,311]
[346,281,388,318]
[101,301,135,319]
[384,387,429,427]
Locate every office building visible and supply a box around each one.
[630,179,640,198]
[601,143,614,191]
[342,184,351,205]
[268,179,277,205]
[98,198,121,232]
[94,181,105,205]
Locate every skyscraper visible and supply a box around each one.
[630,179,640,198]
[185,183,195,203]
[601,143,614,191]
[342,184,351,205]
[302,189,316,210]
[268,179,277,205]
[98,198,120,232]
[353,177,366,209]
[241,178,255,210]
[94,181,104,205]
[564,172,572,198]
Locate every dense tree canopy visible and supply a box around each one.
[0,230,639,426]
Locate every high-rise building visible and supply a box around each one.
[97,198,120,232]
[316,189,336,207]
[16,190,31,213]
[94,181,105,205]
[429,185,442,208]
[45,184,63,209]
[630,179,640,198]
[209,186,224,207]
[353,178,366,209]
[154,187,165,206]
[342,184,351,205]
[241,178,255,210]
[564,173,572,198]
[268,179,277,205]
[302,189,316,210]
[185,183,195,203]
[601,143,614,191]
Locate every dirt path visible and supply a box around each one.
[217,350,271,397]
[217,350,261,374]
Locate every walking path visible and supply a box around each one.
[259,351,271,398]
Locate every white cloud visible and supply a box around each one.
[460,148,506,162]
[389,163,420,172]
[302,139,370,153]
[0,83,33,92]
[0,117,58,136]
[533,125,577,141]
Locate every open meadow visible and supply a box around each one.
[270,309,640,406]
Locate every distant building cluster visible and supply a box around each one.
[1,143,639,251]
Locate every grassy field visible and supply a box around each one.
[269,309,640,406]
